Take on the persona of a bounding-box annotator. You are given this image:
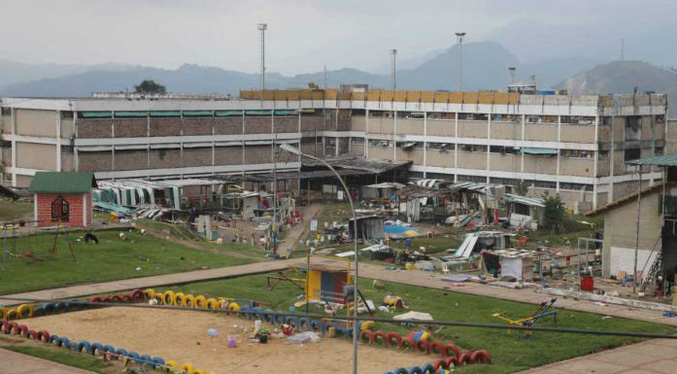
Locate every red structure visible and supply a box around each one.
[29,172,97,228]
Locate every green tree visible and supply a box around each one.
[542,194,565,232]
[514,179,529,196]
[134,80,167,95]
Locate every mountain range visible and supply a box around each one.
[2,41,676,113]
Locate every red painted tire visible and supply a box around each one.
[130,289,145,302]
[416,339,431,354]
[7,322,19,335]
[26,330,38,339]
[386,332,403,348]
[14,324,28,337]
[445,356,458,368]
[102,297,112,303]
[373,331,387,346]
[89,296,102,303]
[445,343,460,358]
[0,320,11,334]
[110,295,122,303]
[470,350,492,364]
[121,295,132,303]
[458,350,472,365]
[430,341,446,356]
[401,338,416,351]
[433,359,448,371]
[359,330,374,344]
[37,330,50,342]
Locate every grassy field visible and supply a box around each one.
[1,344,115,373]
[0,229,256,295]
[0,198,33,222]
[161,274,675,374]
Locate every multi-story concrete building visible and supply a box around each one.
[0,89,668,211]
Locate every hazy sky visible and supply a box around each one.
[2,0,676,74]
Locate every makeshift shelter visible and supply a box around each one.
[481,249,538,281]
[29,172,97,228]
[348,215,385,242]
[506,193,545,230]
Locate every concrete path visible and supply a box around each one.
[0,259,293,306]
[0,348,93,374]
[518,338,677,373]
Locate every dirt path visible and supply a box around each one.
[281,203,321,252]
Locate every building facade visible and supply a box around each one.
[0,89,668,210]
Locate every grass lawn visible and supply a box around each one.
[1,343,115,373]
[0,198,33,222]
[0,229,255,295]
[162,274,675,374]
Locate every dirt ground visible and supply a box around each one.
[26,307,429,374]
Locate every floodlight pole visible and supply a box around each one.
[280,144,359,374]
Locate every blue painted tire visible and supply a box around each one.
[239,305,251,319]
[115,348,128,359]
[90,343,104,355]
[70,299,85,311]
[77,341,92,353]
[127,351,141,363]
[54,303,67,314]
[421,363,436,374]
[48,334,60,344]
[43,303,56,315]
[139,354,153,366]
[310,319,325,333]
[408,366,424,374]
[285,316,299,328]
[394,368,408,374]
[263,309,275,323]
[56,337,70,348]
[298,317,311,331]
[103,345,115,354]
[152,357,165,367]
[32,306,46,317]
[251,307,264,320]
[69,341,78,350]
[274,311,286,325]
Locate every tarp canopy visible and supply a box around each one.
[516,147,557,155]
[366,182,405,189]
[393,311,434,321]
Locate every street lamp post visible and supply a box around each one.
[280,143,359,374]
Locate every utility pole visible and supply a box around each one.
[455,32,466,91]
[390,49,397,90]
[257,23,268,98]
[508,67,516,85]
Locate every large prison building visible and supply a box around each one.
[0,89,669,211]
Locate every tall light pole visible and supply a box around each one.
[280,143,359,374]
[257,23,268,97]
[455,32,466,91]
[390,49,397,90]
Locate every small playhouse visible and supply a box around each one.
[304,264,351,305]
[29,172,97,228]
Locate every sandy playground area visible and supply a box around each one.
[26,306,430,373]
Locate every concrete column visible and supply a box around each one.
[56,111,62,172]
[365,109,370,158]
[454,112,458,182]
[520,114,525,174]
[609,113,616,203]
[82,194,87,227]
[73,113,79,172]
[423,111,427,178]
[486,114,491,184]
[556,115,561,192]
[593,116,600,209]
[10,108,16,186]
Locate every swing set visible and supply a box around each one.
[1,219,76,270]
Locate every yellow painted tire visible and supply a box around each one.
[181,363,195,374]
[227,302,240,315]
[16,304,33,319]
[184,294,196,308]
[205,298,219,310]
[0,307,8,319]
[6,309,18,320]
[173,292,186,306]
[162,290,175,306]
[194,295,207,309]
[144,288,156,300]
[165,360,179,373]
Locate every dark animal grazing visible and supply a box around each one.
[84,233,99,244]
